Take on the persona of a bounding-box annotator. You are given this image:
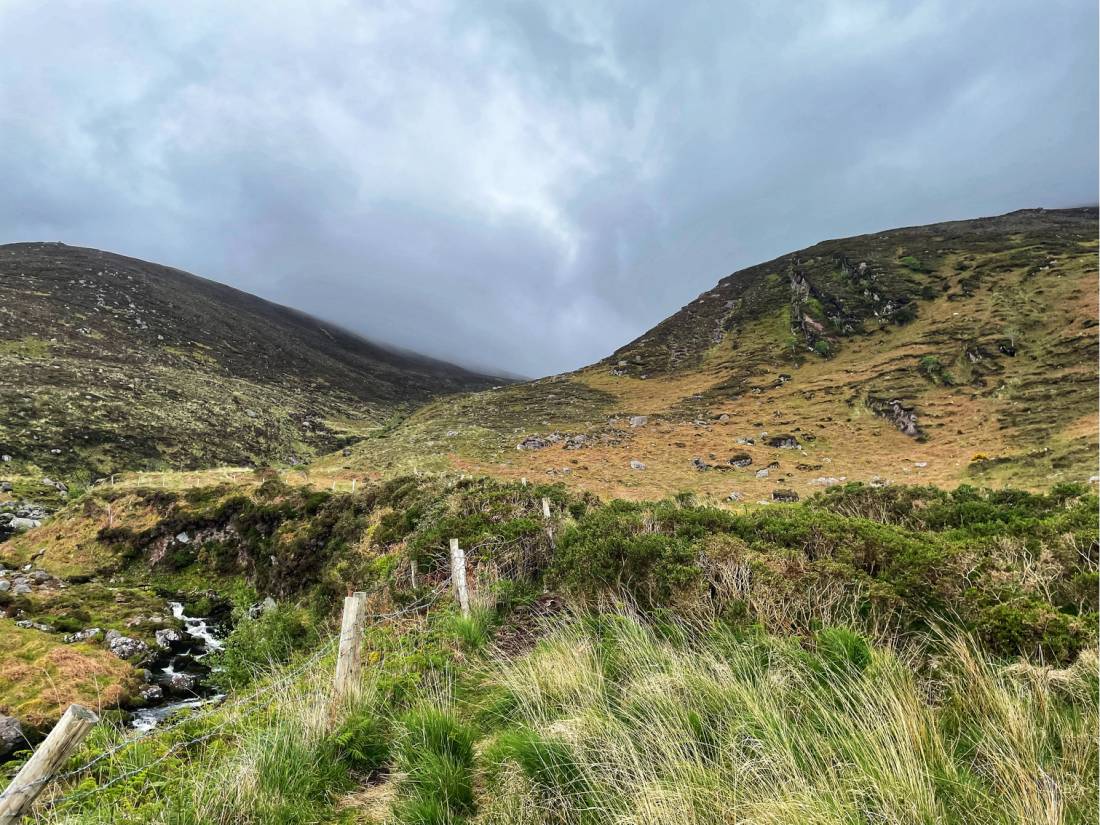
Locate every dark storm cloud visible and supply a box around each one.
[1,0,1095,376]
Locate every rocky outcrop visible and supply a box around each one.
[867,397,923,439]
[105,630,150,661]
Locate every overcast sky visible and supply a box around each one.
[1,0,1096,377]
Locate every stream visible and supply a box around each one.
[130,601,227,732]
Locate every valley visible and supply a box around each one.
[0,209,1095,825]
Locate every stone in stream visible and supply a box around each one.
[155,628,183,648]
[105,630,150,661]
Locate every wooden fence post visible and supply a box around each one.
[541,496,554,542]
[520,477,527,487]
[332,591,367,706]
[449,538,470,617]
[409,558,418,589]
[0,704,98,824]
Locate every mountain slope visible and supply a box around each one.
[0,242,501,479]
[336,207,1099,497]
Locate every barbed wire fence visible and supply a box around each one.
[0,573,456,822]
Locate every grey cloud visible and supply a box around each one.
[1,0,1095,377]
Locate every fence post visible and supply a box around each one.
[541,496,554,542]
[449,538,470,617]
[0,704,98,824]
[520,477,527,487]
[409,558,418,589]
[332,591,367,706]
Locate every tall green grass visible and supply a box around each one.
[477,613,1098,825]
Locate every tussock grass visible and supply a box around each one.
[476,612,1098,825]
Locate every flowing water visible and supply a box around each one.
[130,601,228,731]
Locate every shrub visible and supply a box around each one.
[551,501,700,606]
[210,603,315,689]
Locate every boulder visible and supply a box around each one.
[138,684,165,704]
[772,489,800,502]
[628,416,648,428]
[8,517,41,532]
[728,452,753,468]
[155,629,183,648]
[727,491,744,502]
[0,715,23,758]
[763,434,799,449]
[755,468,769,479]
[105,630,150,661]
[629,460,646,471]
[161,671,199,694]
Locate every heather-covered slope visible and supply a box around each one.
[338,208,1098,499]
[0,242,502,481]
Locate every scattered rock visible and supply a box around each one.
[629,416,648,428]
[717,414,730,423]
[629,460,646,471]
[8,517,41,532]
[139,684,164,703]
[755,468,769,479]
[15,620,53,632]
[810,477,843,487]
[691,457,709,472]
[728,452,752,468]
[735,437,755,445]
[869,476,888,488]
[867,397,923,438]
[0,580,8,592]
[175,531,191,544]
[0,481,11,493]
[763,434,799,449]
[772,489,800,502]
[914,461,928,468]
[727,491,744,502]
[64,627,103,644]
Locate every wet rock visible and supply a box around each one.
[155,629,183,648]
[64,627,103,644]
[728,452,753,468]
[0,715,23,758]
[629,460,646,471]
[105,631,150,661]
[161,671,199,694]
[772,489,800,502]
[138,684,164,703]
